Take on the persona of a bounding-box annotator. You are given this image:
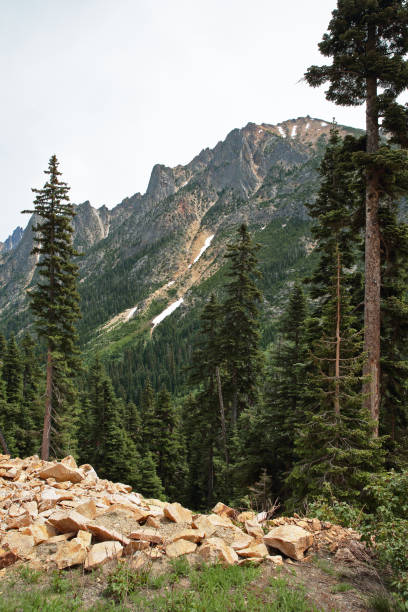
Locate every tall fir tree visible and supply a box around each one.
[220,224,263,425]
[306,0,408,435]
[242,283,307,499]
[23,155,81,460]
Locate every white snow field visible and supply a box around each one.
[152,298,184,328]
[192,234,215,264]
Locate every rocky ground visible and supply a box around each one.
[0,454,392,610]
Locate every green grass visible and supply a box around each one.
[0,561,322,612]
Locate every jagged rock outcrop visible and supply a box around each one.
[0,117,362,340]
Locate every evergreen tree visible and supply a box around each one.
[21,334,44,455]
[306,0,408,434]
[23,155,81,459]
[220,224,263,425]
[187,295,226,507]
[153,388,187,501]
[0,333,6,364]
[249,283,307,497]
[286,128,383,505]
[2,335,23,405]
[287,248,383,505]
[139,452,165,499]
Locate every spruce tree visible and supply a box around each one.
[220,224,263,425]
[244,283,307,498]
[306,0,408,435]
[23,155,80,459]
[187,294,225,507]
[139,452,165,500]
[151,388,187,501]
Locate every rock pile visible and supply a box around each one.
[0,454,365,573]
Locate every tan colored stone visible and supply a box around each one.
[264,525,313,561]
[2,532,35,557]
[23,501,38,517]
[123,541,150,555]
[199,537,238,566]
[144,498,166,509]
[164,502,192,524]
[311,518,321,532]
[236,542,268,558]
[237,511,255,523]
[245,519,264,539]
[169,529,205,544]
[87,523,130,546]
[75,500,98,519]
[266,554,283,565]
[7,511,32,530]
[21,523,51,545]
[47,533,76,543]
[146,516,161,529]
[129,529,163,545]
[206,513,235,528]
[48,510,89,534]
[76,530,92,547]
[334,547,356,563]
[238,557,263,566]
[60,456,78,469]
[231,534,254,550]
[166,539,197,558]
[84,541,123,569]
[38,463,83,483]
[54,538,87,569]
[212,502,236,519]
[192,515,217,538]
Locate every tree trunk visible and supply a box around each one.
[335,246,341,418]
[0,428,9,454]
[363,55,381,437]
[41,348,53,460]
[216,366,229,466]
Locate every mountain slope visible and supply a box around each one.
[0,117,363,398]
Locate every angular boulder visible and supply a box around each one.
[165,539,197,558]
[199,537,238,566]
[38,462,83,484]
[264,525,313,560]
[48,509,90,533]
[164,502,192,524]
[84,541,123,569]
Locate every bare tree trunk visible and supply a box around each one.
[0,428,9,454]
[335,247,341,418]
[216,366,229,466]
[363,50,381,437]
[207,443,214,505]
[41,348,53,460]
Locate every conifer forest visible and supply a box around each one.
[3,1,408,607]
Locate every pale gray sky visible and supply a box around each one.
[0,0,371,240]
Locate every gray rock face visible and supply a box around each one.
[0,117,361,336]
[0,227,24,253]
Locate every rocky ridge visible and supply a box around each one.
[0,453,368,574]
[0,116,362,344]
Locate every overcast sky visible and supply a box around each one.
[1,0,374,241]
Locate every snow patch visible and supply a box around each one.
[291,125,297,138]
[192,234,215,264]
[152,298,184,328]
[306,122,310,130]
[282,223,287,228]
[167,280,175,287]
[321,122,328,127]
[258,129,262,134]
[125,306,138,321]
[278,126,286,138]
[260,225,266,231]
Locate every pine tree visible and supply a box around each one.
[187,295,226,507]
[139,452,165,499]
[287,249,383,505]
[306,0,408,435]
[220,224,263,425]
[23,155,80,459]
[286,128,383,505]
[152,388,187,501]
